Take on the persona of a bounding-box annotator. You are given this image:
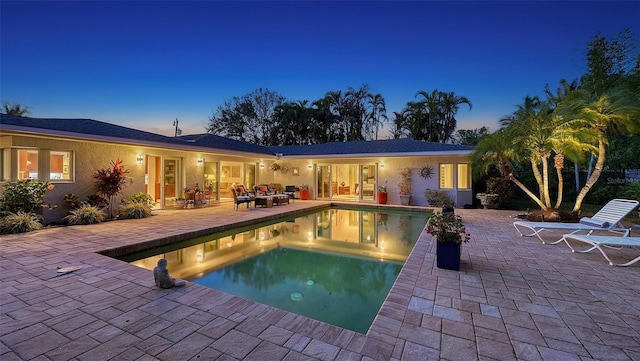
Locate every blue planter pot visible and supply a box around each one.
[436,241,461,271]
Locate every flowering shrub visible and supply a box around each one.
[425,211,471,244]
[377,185,387,193]
[300,184,309,190]
[398,167,412,196]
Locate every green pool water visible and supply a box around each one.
[194,247,402,333]
[127,207,428,333]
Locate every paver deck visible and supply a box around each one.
[1,201,639,360]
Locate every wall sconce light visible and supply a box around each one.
[196,250,204,262]
[308,164,313,169]
[136,155,144,165]
[197,158,204,166]
[307,231,313,241]
[260,163,265,168]
[380,163,385,169]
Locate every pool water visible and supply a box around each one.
[126,207,428,333]
[194,247,403,333]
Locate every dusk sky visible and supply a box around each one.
[2,1,639,137]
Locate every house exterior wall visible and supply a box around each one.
[1,129,474,224]
[264,155,473,207]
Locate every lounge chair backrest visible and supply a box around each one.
[590,199,639,225]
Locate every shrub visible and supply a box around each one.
[0,211,43,234]
[62,193,81,210]
[586,185,618,205]
[0,179,53,213]
[119,202,152,219]
[63,203,106,225]
[486,177,515,209]
[87,194,109,208]
[618,181,640,201]
[125,192,155,207]
[424,189,455,208]
[94,158,130,219]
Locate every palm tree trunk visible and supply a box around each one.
[574,162,580,191]
[530,157,546,207]
[573,138,606,212]
[555,166,564,209]
[509,174,548,210]
[542,157,552,207]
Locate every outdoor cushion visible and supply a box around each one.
[579,217,610,228]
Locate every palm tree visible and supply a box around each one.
[440,92,472,143]
[415,90,443,142]
[557,85,640,211]
[367,93,387,140]
[2,102,31,116]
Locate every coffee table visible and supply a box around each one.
[254,196,273,208]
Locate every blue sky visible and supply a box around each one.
[2,1,639,137]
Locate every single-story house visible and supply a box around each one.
[0,114,474,222]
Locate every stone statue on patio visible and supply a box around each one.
[153,259,185,289]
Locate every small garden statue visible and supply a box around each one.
[153,259,185,289]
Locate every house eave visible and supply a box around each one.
[0,124,274,158]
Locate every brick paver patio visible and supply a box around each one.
[1,201,639,360]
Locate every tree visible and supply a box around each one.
[452,127,489,146]
[2,101,31,116]
[439,92,472,143]
[558,86,639,211]
[398,89,472,143]
[366,93,388,140]
[207,88,287,146]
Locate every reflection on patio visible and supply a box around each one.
[130,208,429,281]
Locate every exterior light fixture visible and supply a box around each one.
[260,163,265,168]
[197,158,204,166]
[136,155,144,165]
[308,164,313,169]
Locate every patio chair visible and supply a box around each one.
[513,199,639,244]
[561,234,640,266]
[232,185,252,211]
[283,185,296,200]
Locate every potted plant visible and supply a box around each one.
[174,197,186,209]
[193,183,203,204]
[377,185,388,204]
[398,167,412,206]
[425,211,471,271]
[300,184,310,200]
[424,189,455,213]
[476,193,498,209]
[184,186,195,200]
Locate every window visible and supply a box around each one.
[18,149,38,179]
[457,164,470,189]
[50,151,72,180]
[439,164,454,189]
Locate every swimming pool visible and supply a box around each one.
[126,207,429,333]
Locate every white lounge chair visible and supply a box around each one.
[561,234,640,266]
[513,199,639,244]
